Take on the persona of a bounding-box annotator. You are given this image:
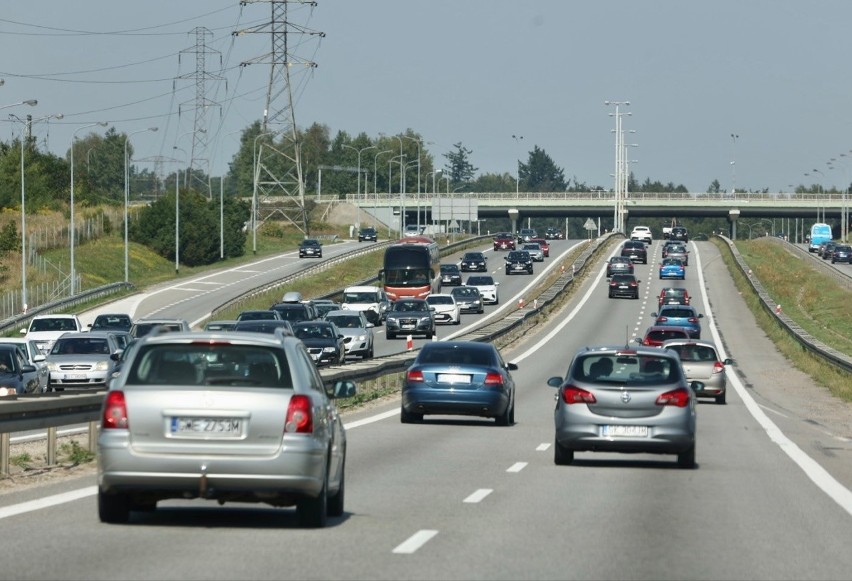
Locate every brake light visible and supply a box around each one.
[688,317,698,323]
[630,281,638,287]
[484,372,503,385]
[102,391,128,429]
[285,395,313,433]
[656,387,690,407]
[407,369,425,382]
[712,361,725,374]
[561,385,597,404]
[657,316,668,322]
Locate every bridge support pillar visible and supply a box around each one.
[508,208,519,235]
[728,209,741,239]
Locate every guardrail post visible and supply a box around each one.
[1,432,9,476]
[88,421,98,452]
[46,427,57,466]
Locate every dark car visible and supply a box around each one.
[517,228,538,243]
[547,345,697,468]
[270,301,316,323]
[651,305,704,339]
[129,318,191,339]
[291,321,346,367]
[822,241,838,261]
[233,319,295,336]
[298,238,323,259]
[440,263,463,286]
[492,232,516,251]
[203,320,239,332]
[0,344,40,395]
[357,227,378,242]
[385,298,436,339]
[670,226,689,242]
[831,244,852,264]
[450,286,484,314]
[545,227,564,240]
[312,300,343,319]
[665,244,689,265]
[621,240,648,264]
[237,310,282,322]
[89,313,133,333]
[658,287,691,307]
[608,274,641,299]
[401,341,518,425]
[460,251,488,272]
[606,256,634,277]
[504,250,533,275]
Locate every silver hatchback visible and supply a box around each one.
[97,331,357,527]
[662,339,734,404]
[547,346,698,468]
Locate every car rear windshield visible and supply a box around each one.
[344,292,379,303]
[575,354,681,385]
[127,344,292,388]
[30,318,77,332]
[52,337,111,355]
[666,344,718,362]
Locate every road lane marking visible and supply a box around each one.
[536,443,550,451]
[463,489,493,503]
[344,408,399,429]
[506,462,527,473]
[392,529,438,554]
[0,486,97,520]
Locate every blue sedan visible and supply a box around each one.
[659,257,686,280]
[401,341,517,425]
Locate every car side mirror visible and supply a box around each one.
[724,358,734,365]
[366,323,374,328]
[689,380,705,391]
[651,312,658,317]
[633,337,644,344]
[507,362,518,371]
[330,379,357,399]
[547,376,563,388]
[698,314,704,318]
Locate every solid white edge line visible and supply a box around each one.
[392,529,439,554]
[0,486,97,520]
[344,408,399,429]
[463,489,493,503]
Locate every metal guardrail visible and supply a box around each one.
[718,235,852,374]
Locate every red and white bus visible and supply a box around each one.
[380,236,441,300]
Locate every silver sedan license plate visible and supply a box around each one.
[602,425,648,438]
[171,417,242,436]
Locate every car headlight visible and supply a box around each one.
[322,347,337,353]
[0,385,19,396]
[94,361,110,371]
[47,362,60,372]
[356,334,366,341]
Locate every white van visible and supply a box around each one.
[21,314,84,354]
[341,285,391,325]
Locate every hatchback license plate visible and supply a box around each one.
[602,425,649,438]
[171,417,242,435]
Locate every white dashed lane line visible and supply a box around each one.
[463,489,493,503]
[506,462,527,473]
[392,529,439,554]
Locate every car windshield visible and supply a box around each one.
[53,337,110,355]
[393,301,428,312]
[659,308,694,318]
[427,296,454,305]
[440,265,458,273]
[385,269,430,286]
[464,253,483,260]
[452,288,477,297]
[575,354,679,385]
[30,318,77,332]
[344,292,379,303]
[293,325,335,339]
[467,276,493,285]
[326,316,363,329]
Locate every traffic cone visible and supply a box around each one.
[533,299,538,309]
[518,297,525,309]
[775,304,782,315]
[406,335,413,350]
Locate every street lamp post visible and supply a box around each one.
[342,143,376,229]
[730,133,739,194]
[373,149,392,227]
[388,154,406,236]
[124,127,158,282]
[606,100,630,233]
[512,134,524,195]
[403,136,423,229]
[70,121,108,296]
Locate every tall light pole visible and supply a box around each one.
[512,134,524,195]
[606,100,630,233]
[388,154,406,236]
[0,99,38,112]
[403,136,423,229]
[342,143,376,229]
[70,121,108,296]
[373,149,392,227]
[124,127,158,282]
[730,133,739,194]
[252,131,276,254]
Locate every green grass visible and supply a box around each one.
[716,237,852,401]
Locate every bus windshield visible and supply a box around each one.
[385,268,430,287]
[382,237,441,300]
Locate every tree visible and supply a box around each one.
[519,145,566,192]
[472,172,515,192]
[707,179,722,194]
[443,142,477,186]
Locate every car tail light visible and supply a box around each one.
[561,385,596,404]
[688,317,698,323]
[712,361,725,374]
[407,369,425,382]
[630,281,638,287]
[657,316,668,322]
[102,391,128,429]
[656,387,690,407]
[285,395,313,433]
[484,372,503,386]
[609,281,617,287]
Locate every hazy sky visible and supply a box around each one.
[2,1,851,194]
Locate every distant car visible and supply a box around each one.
[385,298,436,339]
[357,227,378,242]
[659,257,686,280]
[291,321,346,367]
[322,310,374,359]
[401,341,517,426]
[460,251,488,272]
[403,224,423,237]
[547,345,697,468]
[465,274,499,305]
[426,294,461,325]
[658,287,691,307]
[608,274,641,299]
[46,331,121,390]
[341,285,391,325]
[831,244,851,264]
[130,318,191,339]
[0,338,49,393]
[96,330,357,526]
[651,305,704,339]
[237,310,282,322]
[621,240,647,264]
[493,232,516,251]
[232,319,295,336]
[522,243,544,262]
[504,250,533,275]
[21,314,84,355]
[450,286,484,315]
[606,256,634,277]
[670,226,688,242]
[270,301,317,324]
[88,313,133,333]
[312,300,343,319]
[298,238,323,258]
[665,244,689,265]
[203,320,239,332]
[530,238,550,257]
[630,225,653,244]
[545,227,564,240]
[663,338,734,404]
[637,325,693,347]
[0,343,40,395]
[439,263,463,286]
[517,228,537,243]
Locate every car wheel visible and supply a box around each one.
[98,488,130,524]
[496,401,513,426]
[505,269,510,275]
[400,407,422,423]
[716,392,726,405]
[327,459,345,518]
[677,445,696,469]
[554,439,574,465]
[297,469,329,528]
[367,345,374,358]
[454,317,461,325]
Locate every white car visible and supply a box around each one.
[426,294,461,325]
[21,314,84,355]
[465,275,499,305]
[341,285,391,325]
[631,225,653,244]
